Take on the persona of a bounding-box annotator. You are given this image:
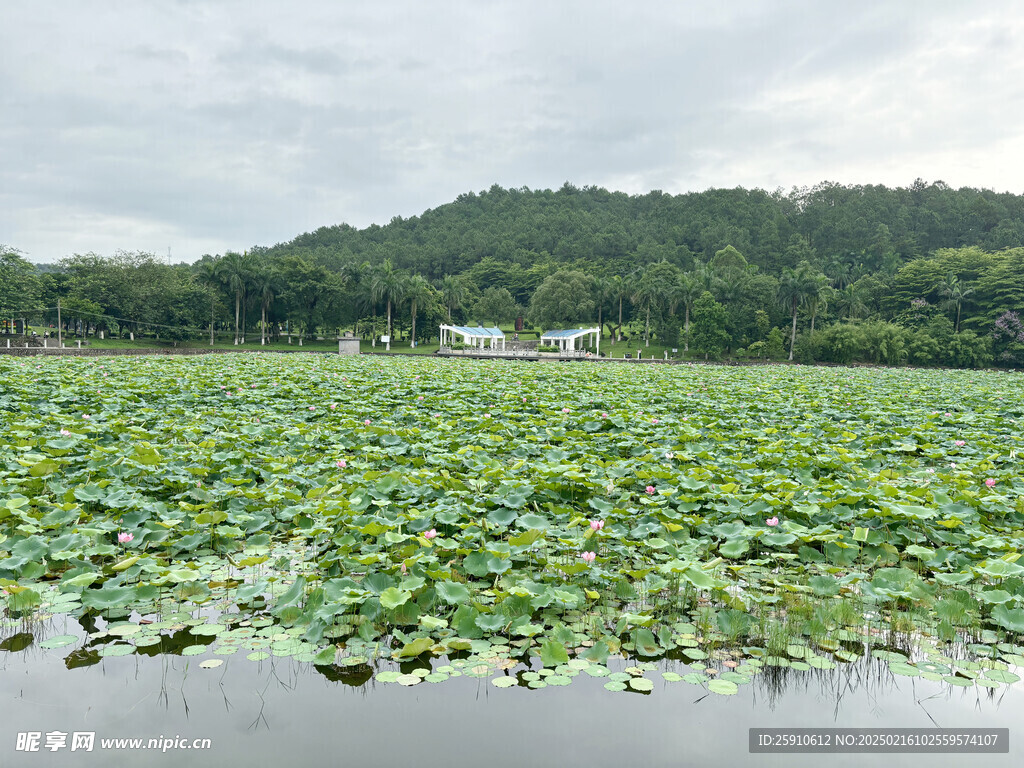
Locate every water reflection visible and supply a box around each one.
[2,618,1022,768]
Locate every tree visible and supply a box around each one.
[831,283,869,320]
[608,274,630,341]
[801,268,832,334]
[216,251,253,344]
[675,273,703,351]
[193,257,222,345]
[689,291,730,359]
[472,286,518,326]
[277,255,345,343]
[405,274,434,347]
[0,246,40,325]
[592,276,612,333]
[250,265,282,345]
[439,274,469,322]
[777,267,806,361]
[631,263,678,347]
[528,270,594,328]
[369,259,407,342]
[776,262,824,360]
[936,273,974,333]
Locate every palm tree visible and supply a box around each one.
[406,274,433,348]
[631,265,669,347]
[832,284,868,320]
[439,274,468,323]
[369,259,407,344]
[675,273,703,352]
[194,258,221,346]
[777,267,807,361]
[801,269,832,334]
[609,274,630,341]
[250,266,281,345]
[216,251,252,345]
[937,273,974,333]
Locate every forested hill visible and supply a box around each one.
[6,178,1024,369]
[268,180,1024,279]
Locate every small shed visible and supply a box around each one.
[338,331,361,355]
[440,325,506,350]
[540,327,600,356]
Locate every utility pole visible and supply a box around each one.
[57,299,62,348]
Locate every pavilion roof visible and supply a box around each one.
[540,327,599,340]
[441,325,505,338]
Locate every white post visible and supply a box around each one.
[77,340,82,348]
[43,338,47,348]
[596,330,600,357]
[130,332,134,341]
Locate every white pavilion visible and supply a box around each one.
[439,325,506,350]
[540,327,601,356]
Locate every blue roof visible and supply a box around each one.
[540,328,597,339]
[449,326,505,337]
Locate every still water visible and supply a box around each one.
[2,618,1021,768]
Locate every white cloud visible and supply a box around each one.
[2,0,1023,262]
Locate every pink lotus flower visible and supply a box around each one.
[117,532,134,544]
[423,529,437,539]
[766,517,779,527]
[944,412,952,417]
[950,462,957,468]
[400,562,407,575]
[522,397,527,402]
[601,412,608,418]
[985,478,996,487]
[309,406,316,411]
[590,519,604,531]
[484,413,491,418]
[954,440,965,447]
[60,429,71,437]
[580,551,596,563]
[645,485,656,495]
[364,419,371,425]
[336,459,347,468]
[418,396,424,400]
[329,403,336,409]
[651,418,659,425]
[562,407,570,413]
[665,452,674,459]
[82,414,90,420]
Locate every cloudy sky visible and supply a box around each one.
[2,1,1023,263]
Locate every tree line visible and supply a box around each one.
[1,179,1023,366]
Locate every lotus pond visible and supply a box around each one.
[1,355,1023,764]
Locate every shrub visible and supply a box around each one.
[537,345,560,353]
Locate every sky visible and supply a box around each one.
[2,0,1024,263]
